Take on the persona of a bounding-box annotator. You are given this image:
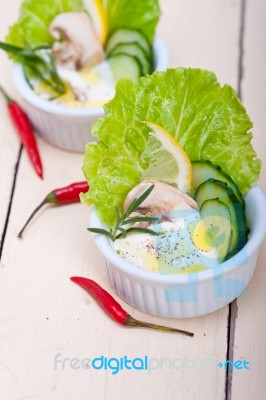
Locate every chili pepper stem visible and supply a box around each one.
[0,84,12,103]
[70,276,194,337]
[126,316,194,336]
[17,182,88,238]
[17,197,49,239]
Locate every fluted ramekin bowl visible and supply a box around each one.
[12,35,168,153]
[89,186,266,318]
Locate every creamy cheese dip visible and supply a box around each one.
[36,60,115,108]
[112,210,219,274]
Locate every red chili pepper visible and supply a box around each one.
[17,181,89,238]
[0,85,43,179]
[70,276,194,336]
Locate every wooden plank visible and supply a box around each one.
[0,3,21,250]
[230,0,266,398]
[0,1,243,399]
[158,0,241,88]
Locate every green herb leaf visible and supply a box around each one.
[116,227,160,239]
[131,184,154,210]
[122,216,159,225]
[88,185,160,241]
[87,228,114,240]
[123,198,138,220]
[0,41,66,95]
[0,42,23,54]
[117,226,127,238]
[115,207,122,224]
[123,185,154,220]
[33,45,52,51]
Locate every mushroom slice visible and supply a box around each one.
[49,12,105,70]
[124,180,198,226]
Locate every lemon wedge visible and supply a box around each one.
[83,0,108,45]
[141,121,192,193]
[141,121,192,192]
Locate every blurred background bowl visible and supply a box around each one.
[12,35,168,153]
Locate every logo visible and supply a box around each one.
[218,359,250,370]
[54,354,148,375]
[54,354,215,373]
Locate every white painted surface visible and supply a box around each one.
[0,1,265,399]
[231,0,266,398]
[0,2,21,239]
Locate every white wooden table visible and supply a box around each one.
[0,1,265,399]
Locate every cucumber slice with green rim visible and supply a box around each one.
[194,178,247,258]
[109,42,152,75]
[106,28,152,58]
[197,199,232,262]
[108,54,142,83]
[191,160,244,205]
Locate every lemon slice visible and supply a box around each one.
[141,121,192,192]
[83,0,108,45]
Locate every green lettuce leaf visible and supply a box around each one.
[101,0,160,43]
[82,68,261,227]
[6,0,85,47]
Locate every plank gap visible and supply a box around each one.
[225,300,238,400]
[237,0,247,98]
[0,145,22,260]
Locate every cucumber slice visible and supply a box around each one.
[109,42,152,75]
[195,178,247,258]
[197,199,232,262]
[106,29,151,58]
[108,54,142,83]
[191,160,244,205]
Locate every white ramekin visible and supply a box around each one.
[89,186,266,318]
[12,35,168,153]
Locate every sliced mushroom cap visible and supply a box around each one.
[49,12,105,70]
[124,180,198,219]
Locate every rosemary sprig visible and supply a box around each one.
[88,185,161,241]
[0,41,66,96]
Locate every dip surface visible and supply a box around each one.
[36,60,115,108]
[112,210,219,274]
